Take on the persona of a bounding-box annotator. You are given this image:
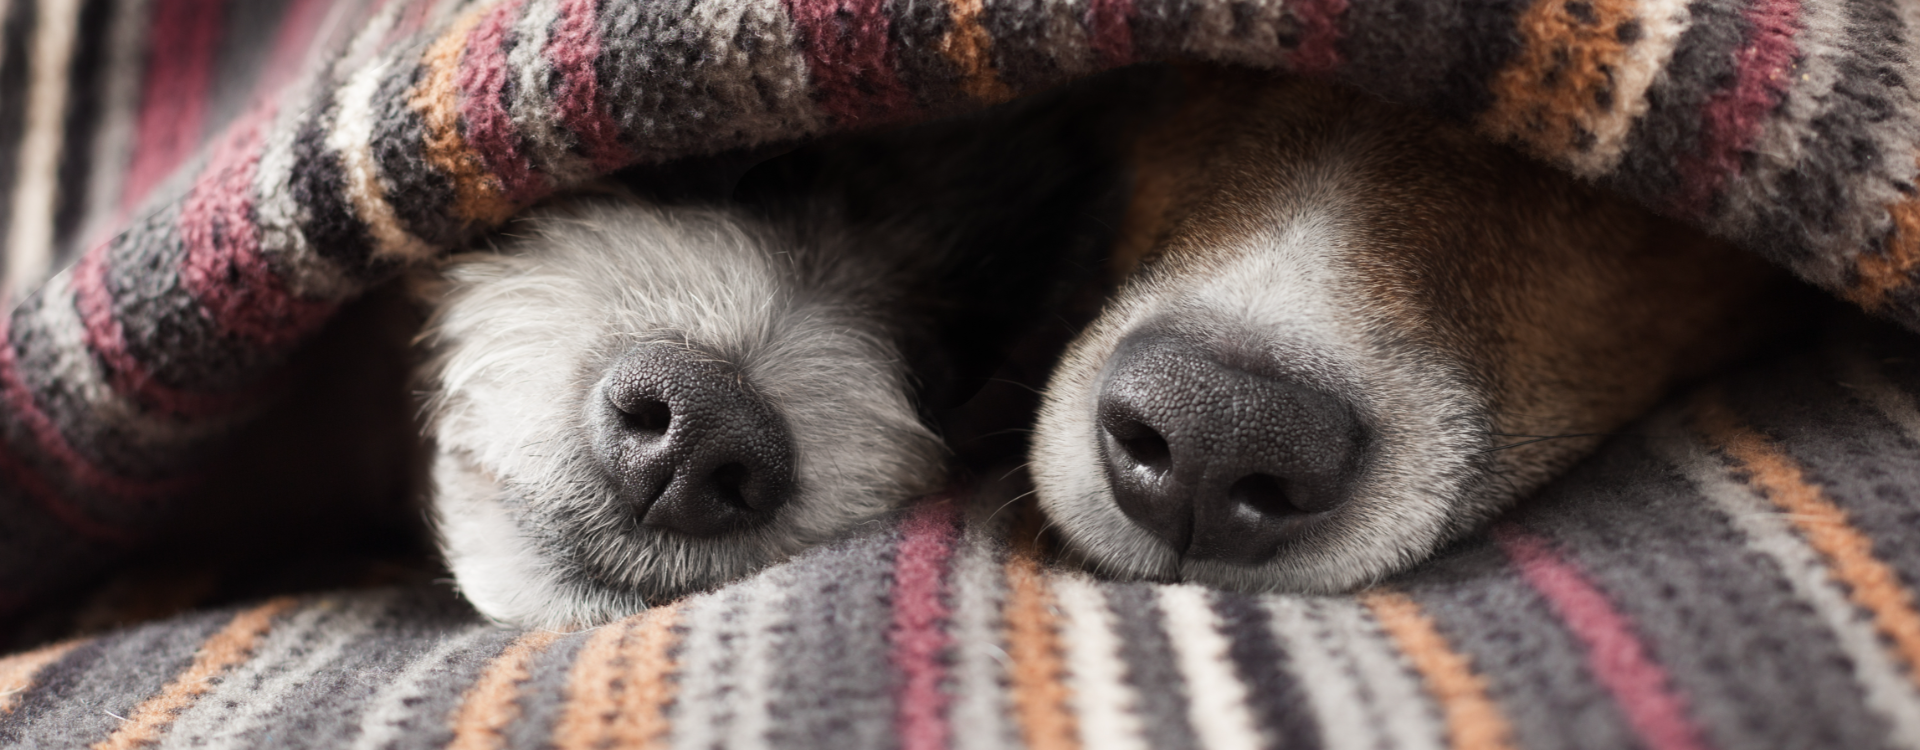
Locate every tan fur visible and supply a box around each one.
[1032,67,1792,590]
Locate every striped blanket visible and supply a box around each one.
[4,316,1920,749]
[2,0,1920,747]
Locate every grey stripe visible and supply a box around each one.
[1651,406,1920,749]
[1106,582,1199,750]
[1517,418,1888,749]
[500,624,591,750]
[1264,596,1447,750]
[1396,541,1637,750]
[68,0,144,251]
[343,619,518,750]
[0,608,231,748]
[158,594,397,750]
[763,528,899,750]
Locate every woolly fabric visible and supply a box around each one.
[4,0,1920,746]
[6,318,1920,749]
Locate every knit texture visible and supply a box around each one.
[5,317,1920,749]
[3,0,1920,746]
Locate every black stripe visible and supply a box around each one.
[1106,583,1201,750]
[48,0,117,270]
[1212,591,1323,749]
[0,0,40,279]
[1606,0,1751,210]
[1337,0,1532,121]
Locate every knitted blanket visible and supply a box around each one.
[2,0,1920,747]
[5,318,1920,749]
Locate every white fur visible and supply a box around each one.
[423,200,942,629]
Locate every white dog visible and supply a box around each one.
[417,78,1142,628]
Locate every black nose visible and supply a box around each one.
[588,346,794,536]
[1095,330,1368,564]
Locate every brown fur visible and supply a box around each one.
[1031,66,1795,589]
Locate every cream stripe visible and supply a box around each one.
[0,638,86,714]
[1311,597,1449,750]
[324,57,434,262]
[1052,574,1150,750]
[1267,598,1393,750]
[667,588,748,750]
[345,623,501,750]
[159,594,395,750]
[92,597,302,750]
[74,0,147,248]
[6,0,84,294]
[1039,0,1095,77]
[1562,0,1692,176]
[949,522,1018,750]
[721,570,794,749]
[1650,408,1920,749]
[1180,0,1293,68]
[1157,585,1262,750]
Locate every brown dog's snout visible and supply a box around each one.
[1095,330,1369,564]
[588,346,795,537]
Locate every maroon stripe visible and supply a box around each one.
[459,0,546,203]
[120,0,225,211]
[1669,0,1801,217]
[72,246,258,417]
[890,500,961,750]
[0,437,136,544]
[177,107,336,348]
[0,312,193,502]
[252,0,338,99]
[1083,0,1135,69]
[550,0,633,171]
[1288,0,1346,75]
[782,0,916,126]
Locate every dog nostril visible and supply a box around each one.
[1108,420,1172,475]
[1226,473,1299,518]
[710,462,749,507]
[618,398,671,433]
[1094,328,1369,565]
[589,346,796,537]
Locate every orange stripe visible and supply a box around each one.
[91,597,301,750]
[1848,157,1920,310]
[1691,390,1920,685]
[1003,548,1078,750]
[1480,0,1637,157]
[447,628,565,750]
[938,0,1013,104]
[409,7,514,226]
[0,638,88,714]
[1360,590,1517,750]
[550,605,681,750]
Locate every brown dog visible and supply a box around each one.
[1030,67,1796,592]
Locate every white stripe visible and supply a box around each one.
[1317,596,1449,750]
[507,0,588,184]
[6,0,83,294]
[346,621,503,750]
[1053,574,1151,750]
[160,593,398,750]
[1157,585,1263,750]
[324,57,434,262]
[1561,0,1693,177]
[720,569,796,750]
[1265,597,1386,750]
[949,522,1018,750]
[72,0,147,251]
[667,587,749,750]
[1650,407,1920,749]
